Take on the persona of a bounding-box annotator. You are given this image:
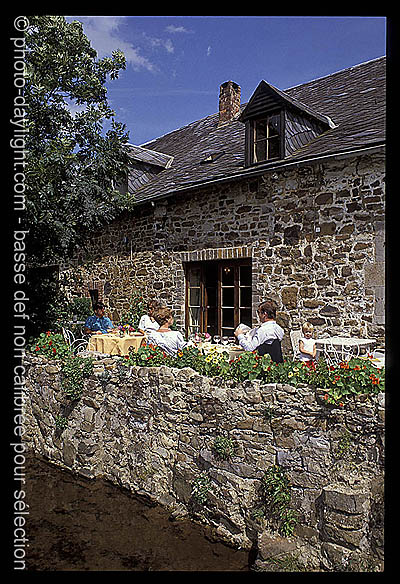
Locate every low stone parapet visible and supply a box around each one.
[22,353,384,571]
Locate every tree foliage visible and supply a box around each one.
[25,15,133,266]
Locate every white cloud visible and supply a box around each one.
[207,46,212,57]
[69,16,158,72]
[142,32,174,54]
[165,25,192,34]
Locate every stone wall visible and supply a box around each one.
[61,151,385,352]
[23,353,385,571]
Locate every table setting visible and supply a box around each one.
[188,333,244,360]
[87,330,146,356]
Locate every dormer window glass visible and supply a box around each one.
[252,114,281,163]
[240,79,335,168]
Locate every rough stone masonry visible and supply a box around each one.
[23,353,384,571]
[62,151,385,355]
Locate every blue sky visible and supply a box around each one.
[66,15,387,146]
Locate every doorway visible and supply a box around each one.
[185,259,252,338]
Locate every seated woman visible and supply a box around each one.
[146,306,188,356]
[138,299,161,333]
[234,299,284,363]
[84,302,114,335]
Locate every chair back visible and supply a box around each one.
[62,327,74,348]
[257,339,283,363]
[62,327,88,355]
[290,330,302,359]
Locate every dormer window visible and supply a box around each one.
[251,113,281,164]
[240,80,335,167]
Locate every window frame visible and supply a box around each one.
[245,110,285,166]
[184,259,252,338]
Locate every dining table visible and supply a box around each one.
[87,332,147,356]
[315,336,376,364]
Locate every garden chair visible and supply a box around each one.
[62,327,89,355]
[372,347,385,368]
[290,330,302,361]
[322,341,344,367]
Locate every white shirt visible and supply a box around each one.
[296,336,316,361]
[138,314,160,332]
[237,320,284,352]
[147,330,188,356]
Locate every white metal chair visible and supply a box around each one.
[290,330,302,361]
[372,348,385,368]
[62,327,89,355]
[323,341,344,367]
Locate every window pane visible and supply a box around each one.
[255,140,267,162]
[188,267,201,287]
[268,137,280,159]
[240,287,252,308]
[189,306,201,327]
[189,288,201,306]
[255,119,267,140]
[222,308,234,328]
[221,266,234,285]
[222,287,234,307]
[239,265,252,286]
[222,327,235,336]
[268,114,280,136]
[253,115,280,162]
[239,308,252,328]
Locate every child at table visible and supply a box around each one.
[296,322,317,362]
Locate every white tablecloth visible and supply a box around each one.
[191,341,244,360]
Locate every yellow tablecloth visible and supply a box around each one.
[87,333,146,356]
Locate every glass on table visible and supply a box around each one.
[213,335,221,345]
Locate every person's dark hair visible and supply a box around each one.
[258,300,277,319]
[148,299,162,311]
[94,302,105,311]
[153,306,173,326]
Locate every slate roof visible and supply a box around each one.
[129,56,385,205]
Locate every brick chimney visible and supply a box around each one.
[218,81,241,125]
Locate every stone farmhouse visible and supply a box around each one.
[64,56,386,353]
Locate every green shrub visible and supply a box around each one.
[212,435,237,461]
[30,331,71,360]
[258,465,297,537]
[191,471,212,505]
[69,297,92,320]
[124,346,384,406]
[118,291,147,330]
[61,355,94,400]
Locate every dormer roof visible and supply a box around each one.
[127,144,174,169]
[239,79,336,129]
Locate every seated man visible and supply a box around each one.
[84,302,114,335]
[234,299,284,363]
